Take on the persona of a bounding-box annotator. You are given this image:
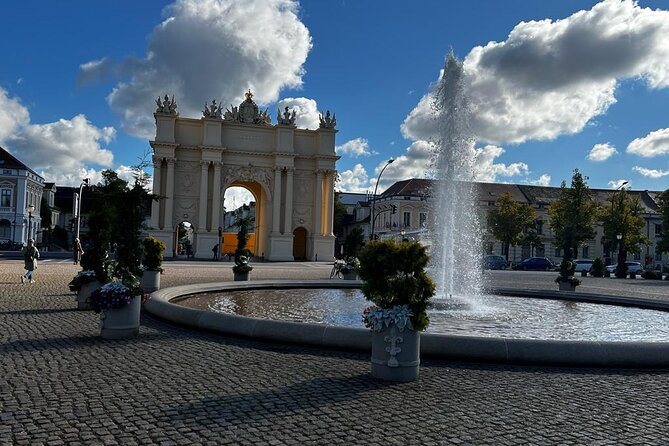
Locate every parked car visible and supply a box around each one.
[573,259,594,273]
[512,257,555,271]
[606,261,643,274]
[483,255,507,270]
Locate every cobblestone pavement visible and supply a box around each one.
[1,261,668,445]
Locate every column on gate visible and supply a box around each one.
[313,169,323,236]
[325,170,335,236]
[198,161,209,231]
[284,167,294,235]
[272,167,282,233]
[210,162,221,231]
[164,157,176,231]
[150,157,162,228]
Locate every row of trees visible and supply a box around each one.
[487,169,665,277]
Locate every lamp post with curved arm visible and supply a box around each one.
[26,204,35,242]
[370,158,394,240]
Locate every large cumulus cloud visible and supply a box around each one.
[403,0,669,145]
[0,88,117,186]
[79,0,312,139]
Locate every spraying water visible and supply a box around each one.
[430,52,484,298]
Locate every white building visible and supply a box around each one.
[0,146,43,245]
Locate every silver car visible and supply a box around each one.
[573,259,594,273]
[606,261,643,273]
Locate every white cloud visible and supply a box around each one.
[335,138,377,158]
[608,179,630,189]
[527,174,551,186]
[403,0,669,145]
[588,143,617,161]
[472,145,528,182]
[80,0,312,138]
[627,128,669,157]
[337,163,370,193]
[276,97,320,130]
[632,166,669,178]
[0,88,117,186]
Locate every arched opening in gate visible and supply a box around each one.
[221,185,258,258]
[174,221,194,258]
[293,227,307,260]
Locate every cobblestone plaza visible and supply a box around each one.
[1,260,668,445]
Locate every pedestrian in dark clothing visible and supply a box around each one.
[212,244,219,261]
[21,239,40,284]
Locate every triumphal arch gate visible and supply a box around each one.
[148,91,338,261]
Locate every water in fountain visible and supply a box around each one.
[430,52,484,299]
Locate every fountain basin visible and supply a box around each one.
[144,280,669,368]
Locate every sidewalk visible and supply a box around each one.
[1,263,668,445]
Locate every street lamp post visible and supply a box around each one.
[370,159,394,240]
[26,204,35,242]
[75,178,90,243]
[616,233,624,276]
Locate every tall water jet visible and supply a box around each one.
[430,52,484,298]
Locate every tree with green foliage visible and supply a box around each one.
[656,189,669,257]
[486,192,536,261]
[333,192,347,238]
[345,226,365,258]
[522,219,544,257]
[601,188,650,277]
[39,195,52,247]
[548,169,599,282]
[232,211,253,274]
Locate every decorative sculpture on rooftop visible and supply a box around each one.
[277,106,297,126]
[223,90,272,126]
[203,99,223,118]
[155,94,178,114]
[319,110,337,129]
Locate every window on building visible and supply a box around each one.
[536,246,545,257]
[655,252,663,261]
[633,252,641,261]
[536,220,543,235]
[555,248,561,257]
[403,211,411,228]
[486,242,493,255]
[0,219,10,238]
[0,188,10,207]
[419,212,427,228]
[487,201,495,206]
[582,246,589,258]
[656,223,663,235]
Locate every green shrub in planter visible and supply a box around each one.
[142,236,166,271]
[357,240,435,331]
[591,257,604,277]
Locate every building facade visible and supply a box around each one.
[343,178,667,269]
[0,146,43,245]
[148,93,338,261]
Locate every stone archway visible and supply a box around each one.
[293,227,307,260]
[221,185,259,258]
[148,90,338,261]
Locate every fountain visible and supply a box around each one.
[429,51,484,299]
[144,53,669,367]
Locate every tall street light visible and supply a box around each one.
[370,158,394,240]
[26,204,35,242]
[75,178,90,243]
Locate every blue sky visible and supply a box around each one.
[1,0,669,193]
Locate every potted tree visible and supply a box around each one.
[232,212,253,281]
[141,236,166,293]
[554,257,580,291]
[68,269,101,310]
[84,166,155,339]
[357,240,435,382]
[340,256,360,280]
[591,257,605,278]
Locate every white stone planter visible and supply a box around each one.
[558,281,576,292]
[76,280,101,310]
[99,295,141,339]
[141,270,161,293]
[342,271,357,280]
[371,323,420,382]
[233,271,250,281]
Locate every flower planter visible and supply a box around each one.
[141,270,161,293]
[99,295,141,339]
[342,271,357,280]
[371,322,420,382]
[558,281,576,292]
[76,280,101,310]
[233,271,250,281]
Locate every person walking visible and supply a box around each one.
[212,244,219,261]
[21,239,40,284]
[73,237,84,265]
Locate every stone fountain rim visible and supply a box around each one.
[144,279,669,369]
